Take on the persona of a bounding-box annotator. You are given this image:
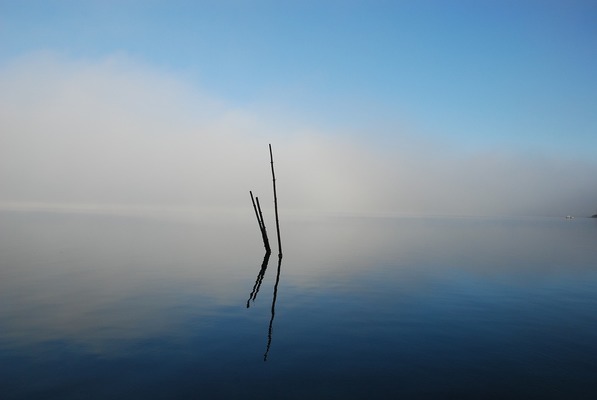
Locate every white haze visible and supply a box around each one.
[1,52,596,218]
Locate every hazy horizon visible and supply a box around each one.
[1,2,596,217]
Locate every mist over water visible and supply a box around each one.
[1,53,596,217]
[2,4,596,398]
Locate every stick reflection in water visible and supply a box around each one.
[247,144,284,361]
[246,251,271,308]
[245,251,283,361]
[264,255,282,361]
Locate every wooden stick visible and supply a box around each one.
[269,144,282,257]
[250,191,270,252]
[250,191,262,230]
[256,196,271,253]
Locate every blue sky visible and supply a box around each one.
[1,1,596,216]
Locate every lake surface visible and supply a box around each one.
[1,210,596,399]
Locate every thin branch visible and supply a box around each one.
[250,190,270,252]
[269,144,282,258]
[256,196,271,253]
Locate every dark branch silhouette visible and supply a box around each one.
[246,251,271,308]
[264,254,282,361]
[250,190,270,253]
[269,144,282,258]
[247,144,284,361]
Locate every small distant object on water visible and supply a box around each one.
[565,215,574,219]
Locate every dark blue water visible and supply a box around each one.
[1,210,596,399]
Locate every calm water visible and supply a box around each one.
[1,210,596,399]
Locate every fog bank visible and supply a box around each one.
[1,53,596,217]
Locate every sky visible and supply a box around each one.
[1,0,596,217]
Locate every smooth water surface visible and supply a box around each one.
[1,210,596,399]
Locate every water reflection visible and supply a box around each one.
[246,251,272,307]
[264,255,283,361]
[2,210,597,398]
[246,252,284,361]
[0,210,261,348]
